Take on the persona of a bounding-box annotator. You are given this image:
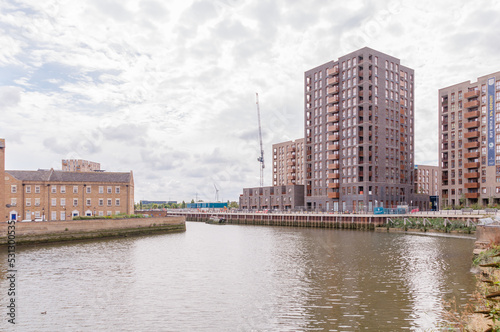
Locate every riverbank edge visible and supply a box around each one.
[0,216,186,245]
[375,227,475,235]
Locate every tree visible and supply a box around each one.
[228,201,239,209]
[191,199,195,204]
[181,201,186,208]
[152,203,158,209]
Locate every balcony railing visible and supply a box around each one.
[328,192,340,199]
[464,172,479,178]
[464,131,479,139]
[464,152,480,159]
[464,121,479,129]
[464,100,480,108]
[464,90,479,99]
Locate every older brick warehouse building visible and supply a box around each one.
[1,139,134,221]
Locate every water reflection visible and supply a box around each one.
[0,223,476,331]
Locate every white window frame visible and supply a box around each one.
[60,185,66,193]
[115,199,120,206]
[60,198,66,206]
[51,185,56,193]
[86,198,91,206]
[11,185,16,193]
[73,186,78,194]
[52,198,57,207]
[86,186,91,194]
[115,186,120,194]
[35,185,40,194]
[107,186,112,194]
[26,185,31,193]
[73,198,78,207]
[26,198,31,206]
[99,186,104,194]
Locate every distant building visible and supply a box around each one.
[239,185,304,210]
[62,159,101,172]
[140,200,167,206]
[439,71,500,206]
[415,165,440,196]
[1,139,134,221]
[186,202,227,209]
[5,169,134,221]
[272,138,305,186]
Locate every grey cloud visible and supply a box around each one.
[0,86,21,108]
[43,136,101,156]
[139,1,169,21]
[92,0,132,22]
[98,123,148,145]
[140,148,189,171]
[212,19,250,40]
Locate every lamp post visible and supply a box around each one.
[93,207,96,217]
[42,207,45,221]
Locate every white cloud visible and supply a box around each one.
[1,0,500,201]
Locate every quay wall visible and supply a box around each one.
[167,212,482,230]
[0,216,186,245]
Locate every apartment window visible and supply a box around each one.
[51,211,57,221]
[107,186,112,194]
[11,198,16,207]
[26,185,31,193]
[107,199,112,206]
[26,198,31,206]
[99,199,104,206]
[86,186,91,194]
[99,211,104,216]
[61,198,66,206]
[11,185,17,193]
[60,185,66,193]
[51,185,56,193]
[115,186,120,194]
[86,198,91,206]
[73,186,78,194]
[115,199,120,206]
[107,211,112,216]
[35,198,40,206]
[73,199,78,206]
[52,198,56,206]
[60,211,66,221]
[99,186,104,194]
[35,185,40,194]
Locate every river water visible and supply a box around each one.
[1,222,477,331]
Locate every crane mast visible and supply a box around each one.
[256,93,265,187]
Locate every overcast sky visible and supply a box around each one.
[1,0,500,203]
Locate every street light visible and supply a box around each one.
[42,207,45,221]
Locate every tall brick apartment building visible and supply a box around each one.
[272,138,305,186]
[439,72,500,206]
[304,47,416,212]
[1,139,134,221]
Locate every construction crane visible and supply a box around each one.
[213,183,219,202]
[256,93,265,187]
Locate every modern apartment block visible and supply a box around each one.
[62,159,101,172]
[304,47,416,212]
[239,185,305,210]
[415,165,440,196]
[272,138,305,186]
[439,72,500,206]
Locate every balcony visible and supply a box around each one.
[328,173,340,179]
[327,96,340,104]
[327,153,338,160]
[328,183,340,189]
[464,141,479,149]
[328,163,339,170]
[464,152,480,159]
[328,143,339,151]
[327,105,339,113]
[287,146,295,153]
[287,174,296,180]
[465,110,480,119]
[464,90,479,99]
[464,183,480,189]
[328,192,340,199]
[464,162,480,169]
[464,131,479,139]
[465,193,479,199]
[327,67,339,76]
[327,76,339,85]
[328,134,339,141]
[287,160,296,166]
[327,86,339,95]
[464,172,479,178]
[327,124,339,132]
[327,115,339,123]
[464,100,480,108]
[464,121,479,129]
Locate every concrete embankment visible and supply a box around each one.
[0,216,186,245]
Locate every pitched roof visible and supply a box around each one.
[6,169,132,184]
